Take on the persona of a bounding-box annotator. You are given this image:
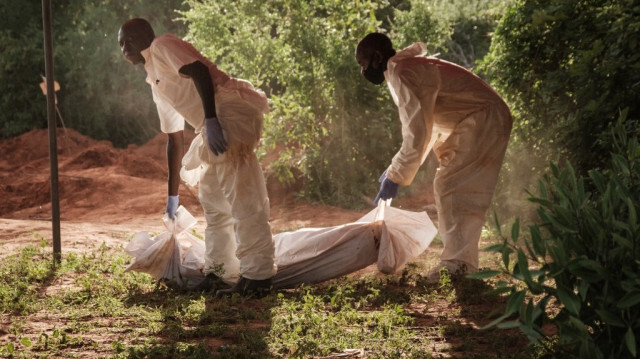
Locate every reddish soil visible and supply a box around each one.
[0,128,368,257]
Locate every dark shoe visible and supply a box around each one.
[192,273,228,292]
[215,276,272,299]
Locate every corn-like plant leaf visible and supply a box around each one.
[497,320,520,329]
[625,197,637,228]
[511,218,520,242]
[625,327,636,358]
[556,287,580,316]
[466,270,501,279]
[589,170,606,192]
[617,291,640,309]
[595,309,625,328]
[505,290,526,316]
[612,153,630,176]
[483,243,506,252]
[529,225,545,257]
[481,312,511,330]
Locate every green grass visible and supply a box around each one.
[0,237,539,358]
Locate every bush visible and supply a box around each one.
[479,0,640,175]
[475,112,640,358]
[0,0,187,146]
[180,0,416,207]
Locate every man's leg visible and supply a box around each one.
[198,162,241,283]
[430,110,510,278]
[215,153,276,297]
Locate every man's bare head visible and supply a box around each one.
[355,33,396,84]
[118,18,155,65]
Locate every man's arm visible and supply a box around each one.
[179,61,216,118]
[167,131,184,197]
[386,62,439,186]
[179,60,227,155]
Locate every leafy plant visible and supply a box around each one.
[479,0,640,175]
[0,0,187,146]
[475,113,640,358]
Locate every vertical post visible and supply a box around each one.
[42,0,61,264]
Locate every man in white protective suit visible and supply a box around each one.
[118,18,276,297]
[355,33,512,281]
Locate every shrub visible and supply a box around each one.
[479,0,640,175]
[475,111,640,358]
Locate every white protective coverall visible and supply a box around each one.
[384,43,512,272]
[141,34,276,282]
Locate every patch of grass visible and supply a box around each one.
[0,238,538,358]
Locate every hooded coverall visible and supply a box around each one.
[384,43,512,272]
[141,34,276,283]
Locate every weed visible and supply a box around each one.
[0,237,535,358]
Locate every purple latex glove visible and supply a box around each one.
[205,117,227,155]
[166,195,179,219]
[373,170,399,205]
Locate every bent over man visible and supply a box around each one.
[355,33,512,280]
[118,18,275,297]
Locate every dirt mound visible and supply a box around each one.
[0,127,365,226]
[0,128,201,222]
[62,143,120,171]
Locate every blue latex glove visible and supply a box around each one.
[373,170,399,205]
[205,117,227,155]
[166,195,179,219]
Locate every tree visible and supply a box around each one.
[480,0,640,175]
[0,0,187,146]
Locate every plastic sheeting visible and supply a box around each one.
[124,201,437,290]
[124,206,207,290]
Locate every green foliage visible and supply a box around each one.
[181,0,501,206]
[480,0,640,174]
[0,0,186,146]
[0,3,49,138]
[0,240,54,315]
[2,0,510,206]
[0,239,532,358]
[475,114,640,358]
[393,0,509,69]
[181,0,403,206]
[391,0,451,51]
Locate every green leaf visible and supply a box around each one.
[567,258,605,279]
[530,225,545,256]
[520,324,543,343]
[589,171,606,192]
[617,291,640,309]
[511,218,520,242]
[522,299,534,325]
[483,243,506,252]
[517,250,534,286]
[505,290,526,316]
[626,197,637,228]
[466,270,501,279]
[481,313,511,329]
[497,320,520,329]
[20,337,32,347]
[612,233,632,248]
[612,153,630,176]
[6,342,14,354]
[556,287,580,316]
[493,211,503,237]
[625,327,636,357]
[595,309,625,328]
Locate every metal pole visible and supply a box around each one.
[42,0,61,264]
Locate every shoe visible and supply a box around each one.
[215,276,272,299]
[425,261,469,283]
[191,273,228,292]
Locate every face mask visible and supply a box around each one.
[363,53,385,85]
